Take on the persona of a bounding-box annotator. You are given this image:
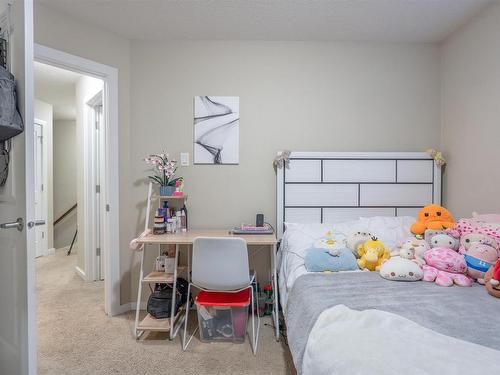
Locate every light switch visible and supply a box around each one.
[180,152,189,166]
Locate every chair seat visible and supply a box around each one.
[196,289,251,307]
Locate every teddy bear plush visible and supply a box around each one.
[424,229,459,251]
[485,260,500,298]
[410,204,455,235]
[464,241,499,284]
[357,237,390,271]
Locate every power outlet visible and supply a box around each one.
[180,152,189,167]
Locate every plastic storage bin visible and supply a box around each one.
[195,289,250,343]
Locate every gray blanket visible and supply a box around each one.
[285,272,500,373]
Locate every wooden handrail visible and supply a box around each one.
[54,203,77,226]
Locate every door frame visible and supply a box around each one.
[86,91,104,281]
[33,119,49,257]
[34,44,121,316]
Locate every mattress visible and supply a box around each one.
[286,272,500,373]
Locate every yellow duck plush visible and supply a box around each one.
[357,237,390,271]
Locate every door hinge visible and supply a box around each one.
[41,184,44,192]
[95,119,99,130]
[106,204,110,212]
[42,231,45,239]
[96,247,101,256]
[96,185,100,193]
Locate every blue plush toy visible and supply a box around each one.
[305,247,358,272]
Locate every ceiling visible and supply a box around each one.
[34,62,82,121]
[37,0,492,43]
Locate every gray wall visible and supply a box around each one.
[441,1,500,218]
[53,120,77,249]
[35,3,133,301]
[130,41,441,231]
[36,4,445,305]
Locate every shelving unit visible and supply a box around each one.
[134,182,189,340]
[142,267,186,284]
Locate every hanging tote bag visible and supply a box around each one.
[0,65,23,142]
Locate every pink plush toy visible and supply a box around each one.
[422,247,472,287]
[464,241,499,284]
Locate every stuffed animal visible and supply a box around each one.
[357,237,390,271]
[464,241,499,284]
[304,247,358,273]
[410,204,455,235]
[458,232,498,255]
[485,260,500,298]
[422,247,472,287]
[392,237,429,266]
[454,218,500,245]
[380,256,423,282]
[345,230,372,258]
[313,234,344,257]
[424,229,459,251]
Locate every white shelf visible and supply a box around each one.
[137,312,180,332]
[142,267,186,284]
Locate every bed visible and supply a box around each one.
[276,152,500,374]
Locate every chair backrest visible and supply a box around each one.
[192,237,250,291]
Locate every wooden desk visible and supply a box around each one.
[134,230,280,341]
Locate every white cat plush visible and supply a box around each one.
[345,230,372,258]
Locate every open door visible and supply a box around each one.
[0,1,35,374]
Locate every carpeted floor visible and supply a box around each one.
[37,249,295,374]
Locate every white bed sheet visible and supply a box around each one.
[278,216,414,309]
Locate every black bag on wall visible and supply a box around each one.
[0,65,23,142]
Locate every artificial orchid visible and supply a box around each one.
[144,151,182,187]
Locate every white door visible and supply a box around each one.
[0,1,36,374]
[34,122,47,257]
[94,103,104,280]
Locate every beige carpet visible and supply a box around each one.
[37,249,295,374]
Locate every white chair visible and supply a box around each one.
[182,237,260,354]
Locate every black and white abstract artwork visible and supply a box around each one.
[194,96,239,164]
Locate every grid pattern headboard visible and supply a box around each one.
[276,152,441,238]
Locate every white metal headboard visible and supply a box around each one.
[276,152,441,239]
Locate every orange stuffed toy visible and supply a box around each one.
[410,204,455,235]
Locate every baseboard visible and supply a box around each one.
[115,301,147,314]
[74,266,86,281]
[47,247,56,256]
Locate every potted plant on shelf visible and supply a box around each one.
[144,152,182,196]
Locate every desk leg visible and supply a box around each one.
[169,244,179,340]
[272,243,279,341]
[134,247,145,339]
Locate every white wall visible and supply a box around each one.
[34,99,53,251]
[441,1,500,218]
[53,120,76,249]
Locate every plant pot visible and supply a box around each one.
[160,185,175,196]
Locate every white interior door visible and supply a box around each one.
[33,122,47,257]
[94,103,103,280]
[0,1,35,374]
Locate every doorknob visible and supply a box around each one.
[0,218,24,232]
[27,220,45,229]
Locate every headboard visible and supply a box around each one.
[276,152,441,239]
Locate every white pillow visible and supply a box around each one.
[380,257,423,282]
